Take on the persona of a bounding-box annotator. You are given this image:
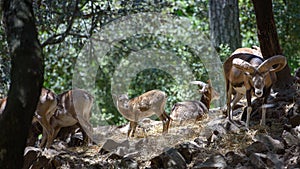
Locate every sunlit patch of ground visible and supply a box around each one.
[45,103,292,168]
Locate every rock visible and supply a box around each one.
[245,141,268,156]
[176,127,198,138]
[282,130,300,147]
[68,132,84,147]
[225,151,247,167]
[284,143,300,168]
[193,137,206,147]
[292,125,300,139]
[249,152,283,169]
[120,157,139,169]
[99,139,129,156]
[206,131,221,146]
[134,138,148,150]
[249,153,268,168]
[150,148,187,169]
[289,114,300,128]
[283,124,292,132]
[205,117,228,135]
[254,134,285,154]
[116,146,129,156]
[193,153,227,169]
[285,156,300,168]
[108,153,123,160]
[124,151,141,159]
[88,162,112,169]
[200,119,227,146]
[223,118,242,132]
[265,152,284,169]
[234,163,255,169]
[150,156,163,169]
[175,141,201,164]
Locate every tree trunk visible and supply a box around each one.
[252,0,294,89]
[209,0,241,51]
[0,0,44,168]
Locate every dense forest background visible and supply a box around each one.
[0,0,299,126]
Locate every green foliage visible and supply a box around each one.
[273,0,300,74]
[238,0,300,73]
[239,0,259,47]
[89,33,209,125]
[43,39,80,93]
[218,44,232,62]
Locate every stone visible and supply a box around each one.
[249,153,267,168]
[285,156,300,168]
[234,163,255,169]
[249,152,283,169]
[108,153,123,160]
[289,114,300,128]
[291,125,300,139]
[201,123,226,146]
[223,118,242,132]
[225,151,247,167]
[134,138,148,150]
[175,141,201,164]
[205,118,228,135]
[254,134,285,154]
[68,132,84,147]
[120,157,139,169]
[124,151,141,159]
[245,141,268,156]
[193,153,227,169]
[99,139,129,155]
[176,127,198,138]
[282,130,300,147]
[206,131,220,146]
[265,152,284,169]
[193,137,206,147]
[150,148,187,169]
[115,146,129,156]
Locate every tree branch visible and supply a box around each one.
[41,0,79,48]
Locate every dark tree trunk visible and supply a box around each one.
[252,0,294,89]
[0,0,44,168]
[209,0,241,51]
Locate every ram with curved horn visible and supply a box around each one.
[224,47,287,128]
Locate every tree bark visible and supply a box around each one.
[252,0,294,89]
[209,0,241,51]
[0,0,44,168]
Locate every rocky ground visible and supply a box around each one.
[23,85,300,169]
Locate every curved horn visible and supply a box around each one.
[257,55,287,73]
[190,81,207,93]
[190,81,207,86]
[232,58,256,74]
